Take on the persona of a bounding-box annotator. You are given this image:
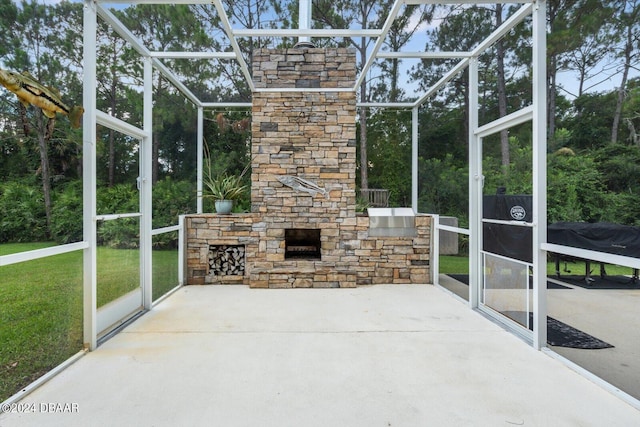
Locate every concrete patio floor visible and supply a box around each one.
[2,284,639,426]
[438,273,640,401]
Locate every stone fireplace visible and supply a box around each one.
[184,47,432,288]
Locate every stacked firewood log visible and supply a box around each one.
[208,245,245,276]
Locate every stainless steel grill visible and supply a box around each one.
[367,208,417,237]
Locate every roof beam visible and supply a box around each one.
[377,52,473,59]
[413,3,533,107]
[468,3,533,57]
[358,102,416,108]
[97,0,220,4]
[96,4,150,58]
[96,110,148,140]
[233,29,381,38]
[475,105,534,138]
[212,0,255,92]
[94,0,534,108]
[404,0,532,4]
[200,102,253,109]
[413,57,470,107]
[97,5,202,106]
[151,57,202,106]
[149,52,237,60]
[354,0,405,91]
[253,87,354,94]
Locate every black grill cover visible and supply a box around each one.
[548,222,640,258]
[483,195,533,263]
[483,195,532,222]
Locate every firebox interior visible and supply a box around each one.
[285,229,321,260]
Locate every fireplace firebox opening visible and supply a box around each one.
[285,229,321,260]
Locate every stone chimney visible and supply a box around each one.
[249,47,359,288]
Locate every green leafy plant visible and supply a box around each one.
[201,148,251,202]
[50,181,83,244]
[203,171,247,202]
[356,196,371,213]
[0,179,48,242]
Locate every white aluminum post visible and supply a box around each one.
[412,107,419,212]
[178,215,185,286]
[432,214,440,285]
[532,0,548,350]
[197,107,204,213]
[299,0,312,43]
[141,58,153,310]
[468,57,481,308]
[82,0,98,350]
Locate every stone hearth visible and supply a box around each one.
[184,47,431,288]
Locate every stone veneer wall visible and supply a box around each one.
[184,213,431,287]
[183,47,431,288]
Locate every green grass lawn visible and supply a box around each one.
[0,242,179,402]
[439,255,634,276]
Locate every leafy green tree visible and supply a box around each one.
[592,143,640,194]
[155,110,199,182]
[610,0,640,143]
[119,4,214,183]
[365,4,432,200]
[0,0,84,236]
[418,154,468,223]
[313,0,430,190]
[412,5,494,163]
[621,79,640,146]
[567,91,617,149]
[312,0,380,190]
[195,0,282,101]
[371,4,433,103]
[152,177,196,230]
[494,3,510,170]
[418,101,467,164]
[483,135,533,197]
[0,178,47,242]
[547,150,610,222]
[203,111,252,180]
[547,0,611,138]
[92,12,142,186]
[552,1,615,98]
[367,109,412,205]
[50,180,83,244]
[0,0,18,59]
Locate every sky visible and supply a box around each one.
[10,0,637,98]
[557,62,638,99]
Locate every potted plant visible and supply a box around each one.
[202,156,250,214]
